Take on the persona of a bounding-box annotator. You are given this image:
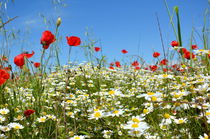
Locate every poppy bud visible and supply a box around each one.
[56,17,62,27]
[174,6,179,14]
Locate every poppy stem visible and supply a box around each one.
[55,26,60,68]
[68,46,72,65]
[40,49,46,74]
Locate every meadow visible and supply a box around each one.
[0,1,210,139]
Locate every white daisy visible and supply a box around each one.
[8,122,24,130]
[174,118,187,124]
[89,110,104,120]
[0,125,11,132]
[70,135,87,139]
[37,116,47,123]
[0,108,9,115]
[0,115,5,123]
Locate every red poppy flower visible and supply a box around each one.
[14,51,35,67]
[183,51,195,60]
[0,78,6,85]
[24,109,35,117]
[40,31,56,49]
[135,66,140,70]
[4,67,11,71]
[1,56,8,62]
[172,64,177,69]
[153,52,160,58]
[66,36,81,46]
[0,69,10,85]
[177,68,185,72]
[132,61,139,67]
[163,68,168,72]
[160,59,168,65]
[115,61,121,68]
[171,41,179,47]
[121,49,128,54]
[94,47,101,52]
[109,66,114,70]
[178,48,188,54]
[149,65,158,72]
[208,54,210,58]
[191,45,198,50]
[110,62,114,66]
[34,62,41,68]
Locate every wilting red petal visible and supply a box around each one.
[22,51,35,58]
[14,51,35,67]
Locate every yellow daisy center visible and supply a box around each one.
[174,94,180,98]
[143,109,148,114]
[66,100,73,103]
[204,136,209,139]
[178,119,184,124]
[14,125,21,129]
[40,118,46,122]
[151,96,157,101]
[162,74,168,78]
[147,92,154,95]
[109,91,115,95]
[67,112,73,116]
[94,112,101,118]
[164,113,170,119]
[132,118,140,123]
[1,111,6,114]
[206,112,210,116]
[113,110,119,114]
[131,123,139,128]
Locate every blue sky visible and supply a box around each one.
[2,0,209,67]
